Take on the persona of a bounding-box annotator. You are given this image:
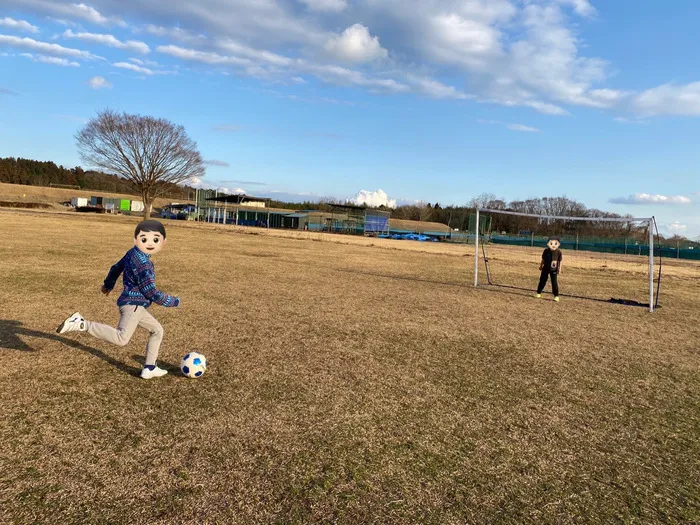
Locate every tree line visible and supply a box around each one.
[0,157,194,200]
[390,193,652,240]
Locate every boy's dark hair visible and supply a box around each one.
[548,236,560,242]
[135,220,166,239]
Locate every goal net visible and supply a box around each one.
[473,208,661,311]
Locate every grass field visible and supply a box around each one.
[1,209,699,524]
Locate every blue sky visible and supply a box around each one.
[0,0,698,237]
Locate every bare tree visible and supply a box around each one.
[416,201,434,223]
[470,192,498,210]
[76,109,205,218]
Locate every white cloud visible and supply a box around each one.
[665,222,688,236]
[614,116,648,125]
[5,1,124,27]
[188,177,244,195]
[0,17,39,33]
[10,0,699,119]
[62,29,150,54]
[113,61,154,75]
[261,89,356,105]
[129,57,160,67]
[631,82,700,117]
[212,124,244,132]
[132,1,328,48]
[499,4,610,108]
[355,0,612,113]
[325,24,388,63]
[609,193,692,205]
[587,88,629,107]
[88,75,112,89]
[507,123,540,133]
[425,13,504,69]
[69,2,119,25]
[406,75,472,100]
[349,189,396,208]
[308,63,409,93]
[524,100,571,116]
[556,0,597,17]
[203,159,230,167]
[20,52,79,67]
[290,76,307,84]
[218,39,293,67]
[0,34,102,59]
[143,25,201,42]
[48,17,77,27]
[478,119,540,132]
[156,44,252,67]
[299,0,348,12]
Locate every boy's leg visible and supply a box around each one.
[537,269,549,294]
[135,307,164,366]
[551,273,559,296]
[86,305,143,347]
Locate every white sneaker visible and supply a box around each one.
[140,366,168,379]
[56,312,87,334]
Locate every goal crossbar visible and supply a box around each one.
[478,208,652,223]
[473,208,657,312]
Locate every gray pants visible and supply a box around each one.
[87,305,163,366]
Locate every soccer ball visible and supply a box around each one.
[181,352,207,378]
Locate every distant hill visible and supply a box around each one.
[0,157,194,199]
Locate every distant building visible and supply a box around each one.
[161,203,197,220]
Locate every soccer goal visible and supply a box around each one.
[473,208,661,312]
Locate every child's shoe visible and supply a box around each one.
[140,366,168,379]
[554,296,560,302]
[56,312,87,334]
[535,294,542,298]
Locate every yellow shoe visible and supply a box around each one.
[554,296,560,302]
[535,294,542,298]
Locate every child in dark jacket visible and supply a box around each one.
[536,237,563,302]
[57,220,180,379]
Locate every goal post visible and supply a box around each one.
[473,208,659,312]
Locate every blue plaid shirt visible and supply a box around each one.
[104,247,180,308]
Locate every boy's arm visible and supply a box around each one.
[133,255,180,307]
[103,254,127,291]
[558,251,563,274]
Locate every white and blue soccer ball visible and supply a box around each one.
[181,352,207,378]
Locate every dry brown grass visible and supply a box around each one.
[0,182,188,210]
[1,209,699,524]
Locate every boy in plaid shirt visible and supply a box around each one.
[57,220,180,378]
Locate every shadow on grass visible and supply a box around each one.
[336,268,652,309]
[131,354,180,375]
[0,319,142,376]
[482,283,652,309]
